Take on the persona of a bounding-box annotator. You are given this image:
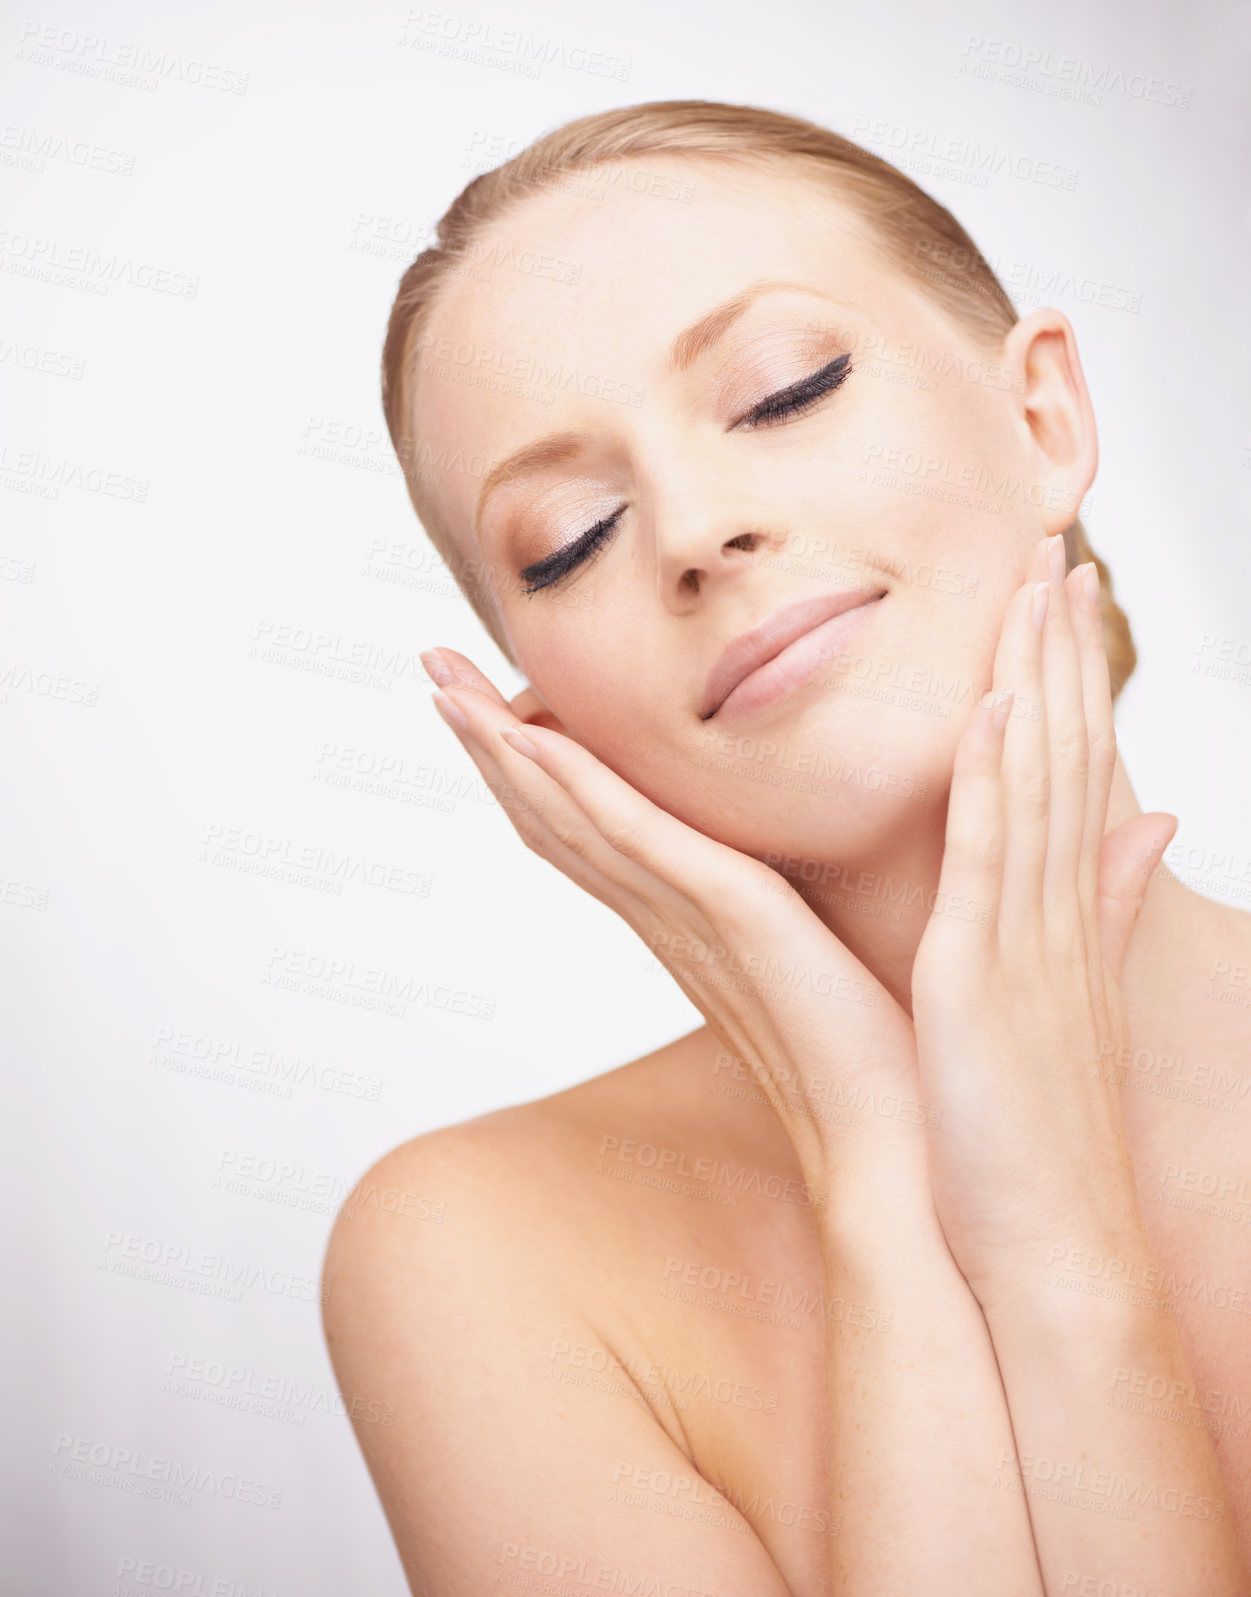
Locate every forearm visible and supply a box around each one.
[981,1230,1250,1597]
[806,1126,1044,1597]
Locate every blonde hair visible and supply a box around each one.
[381,99,1136,697]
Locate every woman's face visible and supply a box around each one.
[411,158,1093,866]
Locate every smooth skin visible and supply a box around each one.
[322,157,1251,1596]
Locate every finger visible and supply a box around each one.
[1039,534,1089,919]
[430,689,533,822]
[496,718,906,1044]
[992,540,1052,937]
[433,687,782,1023]
[931,689,1014,951]
[1098,813,1178,982]
[421,646,512,706]
[436,685,762,962]
[491,714,756,914]
[429,690,552,840]
[1066,563,1117,936]
[432,687,652,914]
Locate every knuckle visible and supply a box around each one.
[1017,768,1050,817]
[1088,724,1117,773]
[546,814,593,859]
[955,830,1004,873]
[1047,922,1090,979]
[599,816,647,863]
[1054,725,1089,774]
[514,821,554,862]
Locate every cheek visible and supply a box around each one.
[874,576,1022,721]
[516,610,730,822]
[515,609,662,753]
[852,371,1027,543]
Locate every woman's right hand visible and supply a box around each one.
[419,646,927,1179]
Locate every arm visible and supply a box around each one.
[322,1128,796,1596]
[428,651,1047,1594]
[807,1123,1046,1596]
[984,1237,1242,1597]
[910,538,1251,1594]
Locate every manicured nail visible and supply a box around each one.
[1032,581,1050,628]
[431,691,468,731]
[500,726,539,759]
[1080,561,1100,609]
[420,649,453,686]
[1048,534,1066,583]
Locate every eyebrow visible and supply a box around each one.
[473,278,848,527]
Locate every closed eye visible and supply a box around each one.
[520,506,625,594]
[520,353,853,594]
[736,352,852,429]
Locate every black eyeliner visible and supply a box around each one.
[739,351,852,427]
[521,507,624,594]
[520,353,853,593]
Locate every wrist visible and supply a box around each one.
[789,1078,933,1167]
[802,1129,942,1253]
[977,1225,1167,1334]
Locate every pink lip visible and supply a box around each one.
[699,588,887,722]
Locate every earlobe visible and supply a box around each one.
[1002,308,1098,537]
[509,684,569,736]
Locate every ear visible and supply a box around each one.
[508,684,572,737]
[1001,308,1099,538]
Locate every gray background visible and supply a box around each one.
[2,0,1249,1590]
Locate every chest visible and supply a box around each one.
[592,1097,1251,1587]
[1124,1098,1251,1522]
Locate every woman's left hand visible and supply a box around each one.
[910,532,1177,1313]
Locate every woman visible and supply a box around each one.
[321,102,1251,1595]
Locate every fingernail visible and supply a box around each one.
[1048,534,1066,583]
[979,688,996,708]
[420,649,453,686]
[431,691,468,731]
[1081,561,1100,609]
[1032,581,1050,629]
[500,726,539,759]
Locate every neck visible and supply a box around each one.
[788,756,1223,1020]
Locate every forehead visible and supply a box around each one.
[409,158,941,545]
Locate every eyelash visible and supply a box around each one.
[736,351,852,430]
[520,506,624,594]
[519,353,853,594]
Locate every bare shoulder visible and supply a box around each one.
[323,1025,706,1292]
[320,1024,721,1352]
[322,1085,603,1348]
[318,1028,790,1596]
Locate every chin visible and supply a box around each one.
[657,700,957,869]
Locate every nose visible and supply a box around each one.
[643,470,790,609]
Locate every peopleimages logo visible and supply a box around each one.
[646,930,879,1006]
[959,34,1192,108]
[852,116,1079,190]
[398,10,633,81]
[50,1434,282,1509]
[15,22,249,93]
[0,230,198,297]
[114,1557,276,1597]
